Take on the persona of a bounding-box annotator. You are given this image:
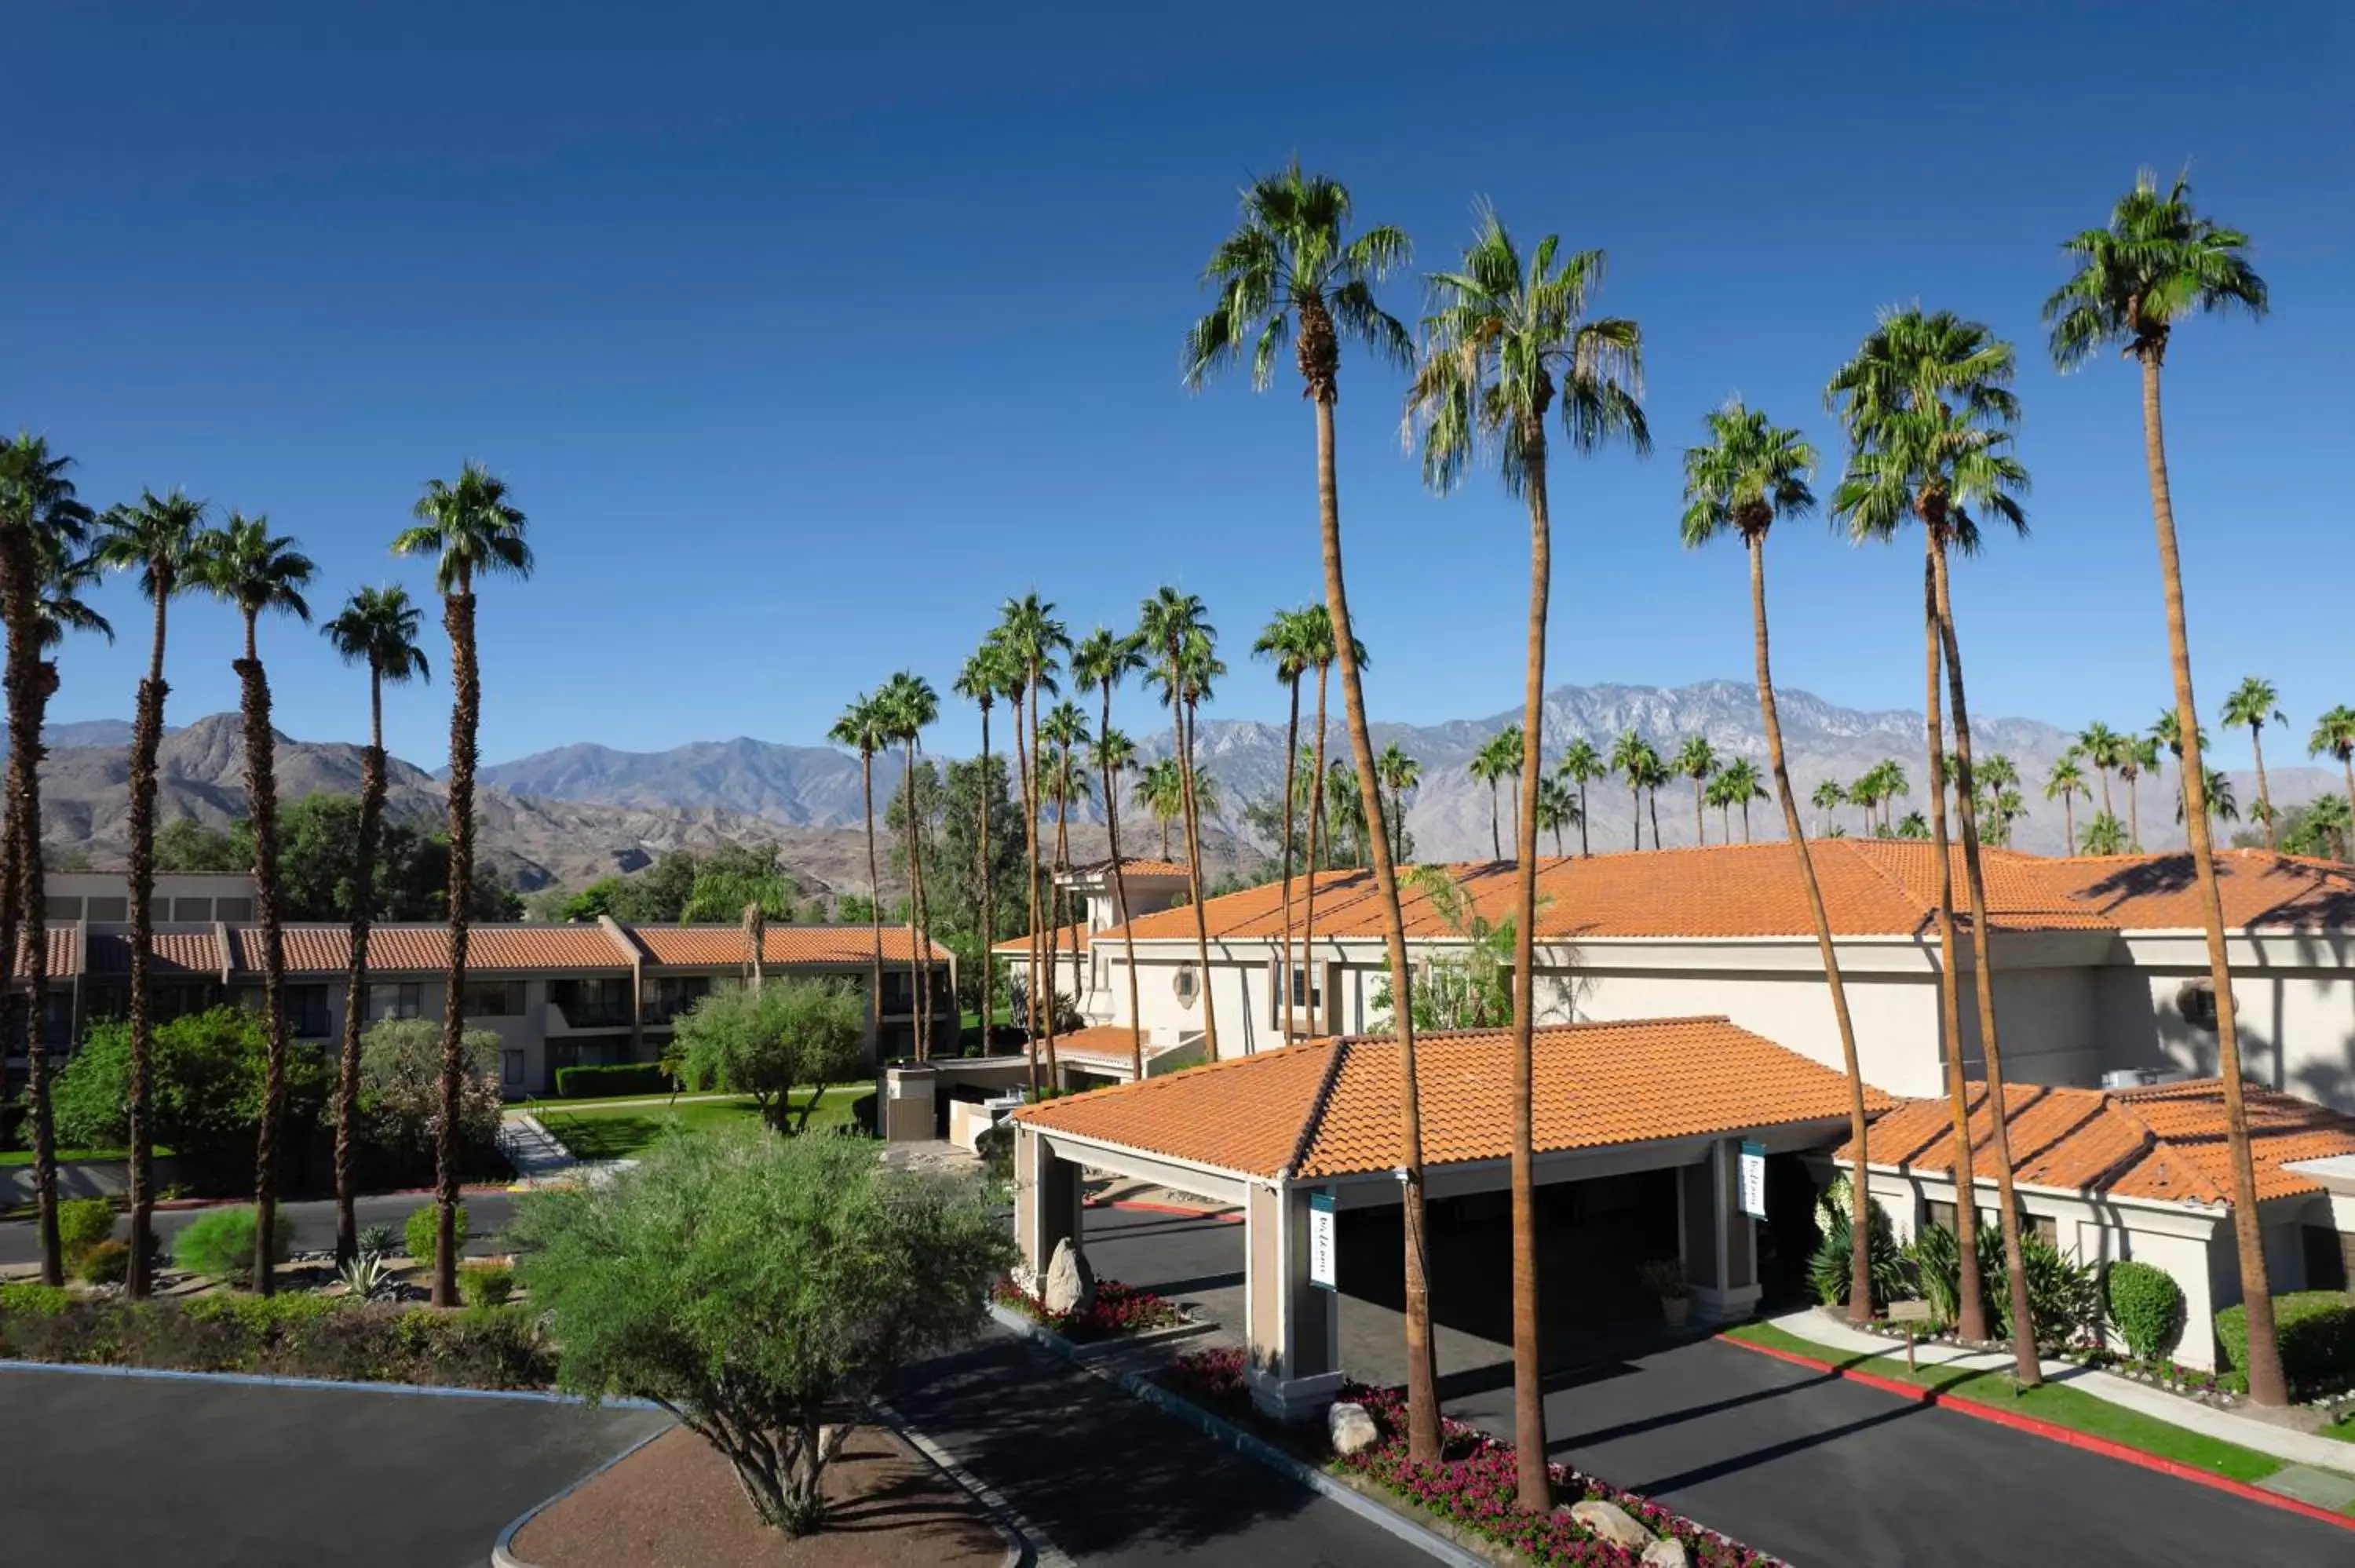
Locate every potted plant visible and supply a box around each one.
[1639,1259,1692,1327]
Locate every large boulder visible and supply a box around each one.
[1641,1537,1690,1568]
[1042,1238,1095,1317]
[1327,1401,1380,1457]
[1565,1500,1656,1552]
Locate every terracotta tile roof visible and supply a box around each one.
[1097,842,2355,946]
[14,928,82,975]
[630,924,950,968]
[1069,856,1192,879]
[86,929,225,977]
[1016,1016,1882,1180]
[1050,1026,1150,1069]
[257,924,633,975]
[991,924,1090,957]
[1839,1078,2355,1207]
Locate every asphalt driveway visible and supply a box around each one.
[0,1191,519,1268]
[0,1368,666,1567]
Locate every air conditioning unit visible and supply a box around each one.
[2101,1068,2164,1090]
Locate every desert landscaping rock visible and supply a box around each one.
[1640,1537,1691,1568]
[1041,1238,1094,1316]
[1327,1401,1379,1458]
[1565,1499,1655,1551]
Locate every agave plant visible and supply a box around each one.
[337,1252,400,1302]
[356,1222,397,1258]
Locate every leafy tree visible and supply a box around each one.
[1894,811,1930,841]
[1140,588,1222,1061]
[829,694,893,1067]
[355,1017,502,1165]
[2178,766,2238,825]
[670,982,864,1133]
[513,1131,1010,1535]
[1608,731,1659,849]
[48,1008,327,1188]
[1254,607,1317,1038]
[930,757,1025,947]
[1076,625,1150,1074]
[2275,796,2353,864]
[994,593,1072,1085]
[2075,721,2126,819]
[1535,775,1578,857]
[1369,868,1521,1033]
[677,844,801,924]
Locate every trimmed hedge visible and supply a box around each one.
[2216,1290,2355,1396]
[552,1063,670,1099]
[2105,1260,2185,1361]
[0,1291,553,1389]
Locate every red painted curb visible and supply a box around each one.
[1083,1198,1243,1224]
[1718,1333,2355,1534]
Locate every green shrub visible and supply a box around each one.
[458,1261,515,1308]
[553,1063,670,1099]
[171,1206,294,1286]
[2010,1231,2103,1351]
[2105,1260,2185,1360]
[405,1201,467,1264]
[0,1282,70,1316]
[2217,1290,2355,1396]
[57,1198,115,1256]
[1809,1194,1906,1311]
[75,1238,131,1285]
[357,1222,397,1258]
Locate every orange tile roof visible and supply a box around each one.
[632,924,950,968]
[261,924,633,975]
[991,924,1090,957]
[1097,842,2355,946]
[1017,1016,1883,1180]
[1050,1025,1148,1068]
[1071,856,1192,879]
[86,929,225,976]
[14,928,82,975]
[1840,1078,2355,1207]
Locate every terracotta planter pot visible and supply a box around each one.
[1660,1295,1691,1328]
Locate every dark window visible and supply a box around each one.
[86,897,127,922]
[367,983,424,1023]
[2303,1224,2353,1292]
[1173,965,1198,1008]
[2177,979,2222,1032]
[214,897,254,922]
[551,978,630,1027]
[284,985,331,1037]
[463,979,524,1017]
[44,896,81,921]
[171,897,211,922]
[1923,1199,2052,1245]
[502,1049,526,1090]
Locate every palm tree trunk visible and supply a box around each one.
[125,587,170,1296]
[237,617,292,1299]
[862,749,885,1059]
[2065,794,2076,852]
[2128,773,2141,850]
[1032,674,1062,1081]
[1931,543,2041,1384]
[1630,783,1641,851]
[1313,394,1438,1464]
[1694,777,1705,847]
[2138,349,2284,1406]
[432,587,479,1310]
[2251,727,2275,850]
[1280,675,1300,1041]
[1,531,60,1285]
[1919,538,1988,1342]
[1011,693,1040,1094]
[1747,534,1878,1323]
[1179,691,1218,1059]
[1101,690,1146,1081]
[906,740,930,1060]
[1305,664,1328,1033]
[2341,753,2353,842]
[1648,789,1660,851]
[1488,780,1501,861]
[1047,757,1069,1030]
[1505,436,1550,1511]
[1576,780,1590,857]
[334,669,386,1267]
[977,702,994,1052]
[1741,797,1754,843]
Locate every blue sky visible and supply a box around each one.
[6,2,2345,771]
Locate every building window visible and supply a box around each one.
[87,896,127,922]
[171,897,211,922]
[215,897,254,922]
[284,984,331,1037]
[367,983,424,1023]
[2176,979,2222,1032]
[463,979,524,1018]
[1923,1198,2053,1245]
[1172,965,1198,1010]
[502,1049,526,1090]
[45,895,82,921]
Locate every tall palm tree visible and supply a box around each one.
[2118,738,2156,850]
[2178,766,2239,825]
[93,488,209,1295]
[953,641,1012,1046]
[1092,727,1145,1077]
[2046,170,2280,1402]
[1535,775,1576,857]
[1718,757,1766,842]
[1632,743,1670,848]
[1609,731,1656,849]
[1295,606,1361,1016]
[1468,734,1510,859]
[1185,160,1439,1458]
[2222,677,2285,851]
[2081,812,2128,855]
[879,673,941,1059]
[2309,706,2355,833]
[1139,589,1223,1063]
[195,512,315,1298]
[1557,738,1605,856]
[1037,698,1090,1026]
[2076,722,2125,819]
[2044,757,2089,851]
[1674,735,1718,847]
[830,694,892,1056]
[391,462,529,1308]
[1254,609,1316,1039]
[0,435,96,1285]
[1681,400,1882,1324]
[319,585,428,1266]
[997,595,1071,1083]
[1140,758,1185,861]
[1377,742,1420,866]
[1830,307,2032,1372]
[1810,779,1846,839]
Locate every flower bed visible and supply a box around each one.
[991,1276,1187,1344]
[1155,1344,1248,1409]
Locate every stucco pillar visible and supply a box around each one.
[1243,1181,1342,1420]
[1014,1125,1082,1277]
[1681,1140,1762,1324]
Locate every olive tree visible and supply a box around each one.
[511,1130,1010,1535]
[670,979,864,1132]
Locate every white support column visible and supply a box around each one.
[1243,1180,1343,1420]
[1685,1139,1762,1324]
[1013,1126,1082,1278]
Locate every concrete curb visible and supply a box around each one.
[984,1302,1488,1568]
[1721,1332,2355,1535]
[876,1400,1042,1568]
[491,1424,675,1568]
[0,1358,660,1407]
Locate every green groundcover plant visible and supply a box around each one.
[172,1206,294,1288]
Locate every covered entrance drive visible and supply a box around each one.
[1013,1016,1884,1417]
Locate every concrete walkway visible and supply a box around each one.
[502,1092,746,1117]
[494,1113,580,1186]
[1764,1307,2355,1478]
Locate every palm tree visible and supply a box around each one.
[1254,609,1316,1038]
[1076,627,1150,1069]
[2120,737,2157,850]
[1680,399,1882,1323]
[2044,757,2089,851]
[2309,706,2355,834]
[1609,731,1656,849]
[1673,735,1718,846]
[953,641,1012,1045]
[2076,722,2126,819]
[2222,677,2285,851]
[1468,731,1513,859]
[1535,775,1577,857]
[880,673,942,1059]
[1037,698,1090,1026]
[2299,793,2354,862]
[1377,742,1420,866]
[1297,606,1363,1000]
[1718,757,1767,842]
[2081,811,2128,855]
[997,594,1071,1082]
[1810,779,1846,838]
[1557,738,1605,856]
[2047,170,2280,1402]
[1185,160,1439,1458]
[829,691,890,1045]
[2178,766,2239,825]
[195,512,315,1299]
[1894,811,1930,841]
[319,585,428,1267]
[0,435,97,1285]
[92,488,209,1295]
[1140,758,1185,861]
[391,462,529,1308]
[1139,589,1221,1063]
[1094,728,1146,1075]
[1829,308,2032,1366]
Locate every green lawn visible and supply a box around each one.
[1725,1321,2298,1487]
[0,1145,171,1168]
[514,1087,741,1112]
[536,1085,868,1161]
[2324,1413,2355,1446]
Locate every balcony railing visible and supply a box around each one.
[548,1000,633,1030]
[639,996,703,1026]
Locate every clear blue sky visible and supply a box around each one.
[7,2,2345,771]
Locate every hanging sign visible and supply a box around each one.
[1308,1191,1337,1290]
[1738,1140,1768,1220]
